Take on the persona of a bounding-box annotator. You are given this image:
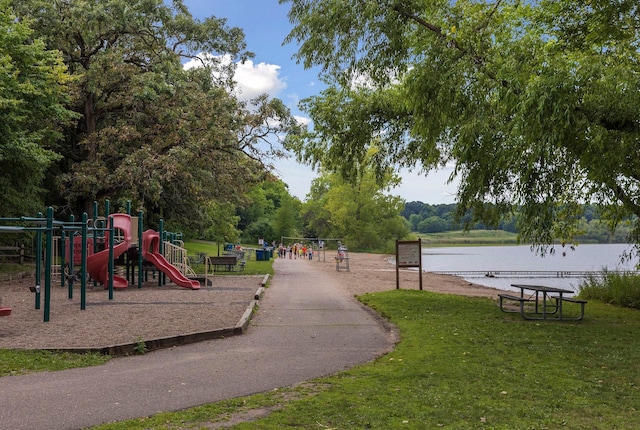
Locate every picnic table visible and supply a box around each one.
[498,284,587,321]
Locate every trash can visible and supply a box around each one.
[255,249,266,261]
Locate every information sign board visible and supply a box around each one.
[395,239,423,290]
[397,241,421,267]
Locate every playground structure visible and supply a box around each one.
[142,229,200,289]
[86,213,132,290]
[0,200,201,322]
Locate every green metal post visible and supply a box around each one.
[158,219,164,286]
[68,214,74,299]
[43,207,53,322]
[60,229,66,288]
[35,212,42,310]
[81,212,88,310]
[124,201,131,283]
[92,201,98,288]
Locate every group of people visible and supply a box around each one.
[278,243,314,260]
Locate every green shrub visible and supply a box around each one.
[578,270,640,309]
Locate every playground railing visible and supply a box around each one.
[163,240,197,278]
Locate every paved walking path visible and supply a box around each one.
[0,257,396,429]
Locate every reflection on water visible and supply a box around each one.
[420,243,637,293]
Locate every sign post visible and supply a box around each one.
[395,238,423,290]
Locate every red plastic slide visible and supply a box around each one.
[86,213,132,289]
[141,230,200,290]
[0,307,11,317]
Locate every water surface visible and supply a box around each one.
[421,243,637,292]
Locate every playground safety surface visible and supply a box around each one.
[0,274,263,352]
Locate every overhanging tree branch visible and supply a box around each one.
[391,4,511,89]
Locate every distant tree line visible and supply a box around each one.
[402,202,633,244]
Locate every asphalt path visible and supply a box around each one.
[0,256,396,429]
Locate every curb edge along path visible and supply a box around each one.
[0,256,397,430]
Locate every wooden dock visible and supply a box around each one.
[429,270,638,279]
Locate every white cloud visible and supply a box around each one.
[183,54,287,102]
[234,60,287,101]
[294,115,311,126]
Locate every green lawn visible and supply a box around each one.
[93,291,640,429]
[0,350,110,377]
[183,240,275,277]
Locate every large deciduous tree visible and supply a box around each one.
[0,0,74,215]
[13,0,300,234]
[282,0,640,253]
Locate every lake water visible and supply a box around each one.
[420,243,638,293]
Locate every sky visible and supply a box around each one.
[180,0,459,204]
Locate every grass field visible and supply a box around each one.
[183,240,275,277]
[418,230,520,246]
[93,291,640,429]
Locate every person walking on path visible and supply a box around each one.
[0,253,396,430]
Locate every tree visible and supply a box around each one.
[402,201,426,218]
[242,218,276,245]
[14,0,301,235]
[299,174,333,239]
[300,161,409,251]
[408,213,422,231]
[201,201,240,244]
[273,194,303,241]
[237,177,300,241]
[0,0,74,215]
[282,0,640,254]
[417,216,449,234]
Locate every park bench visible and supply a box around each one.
[209,255,245,272]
